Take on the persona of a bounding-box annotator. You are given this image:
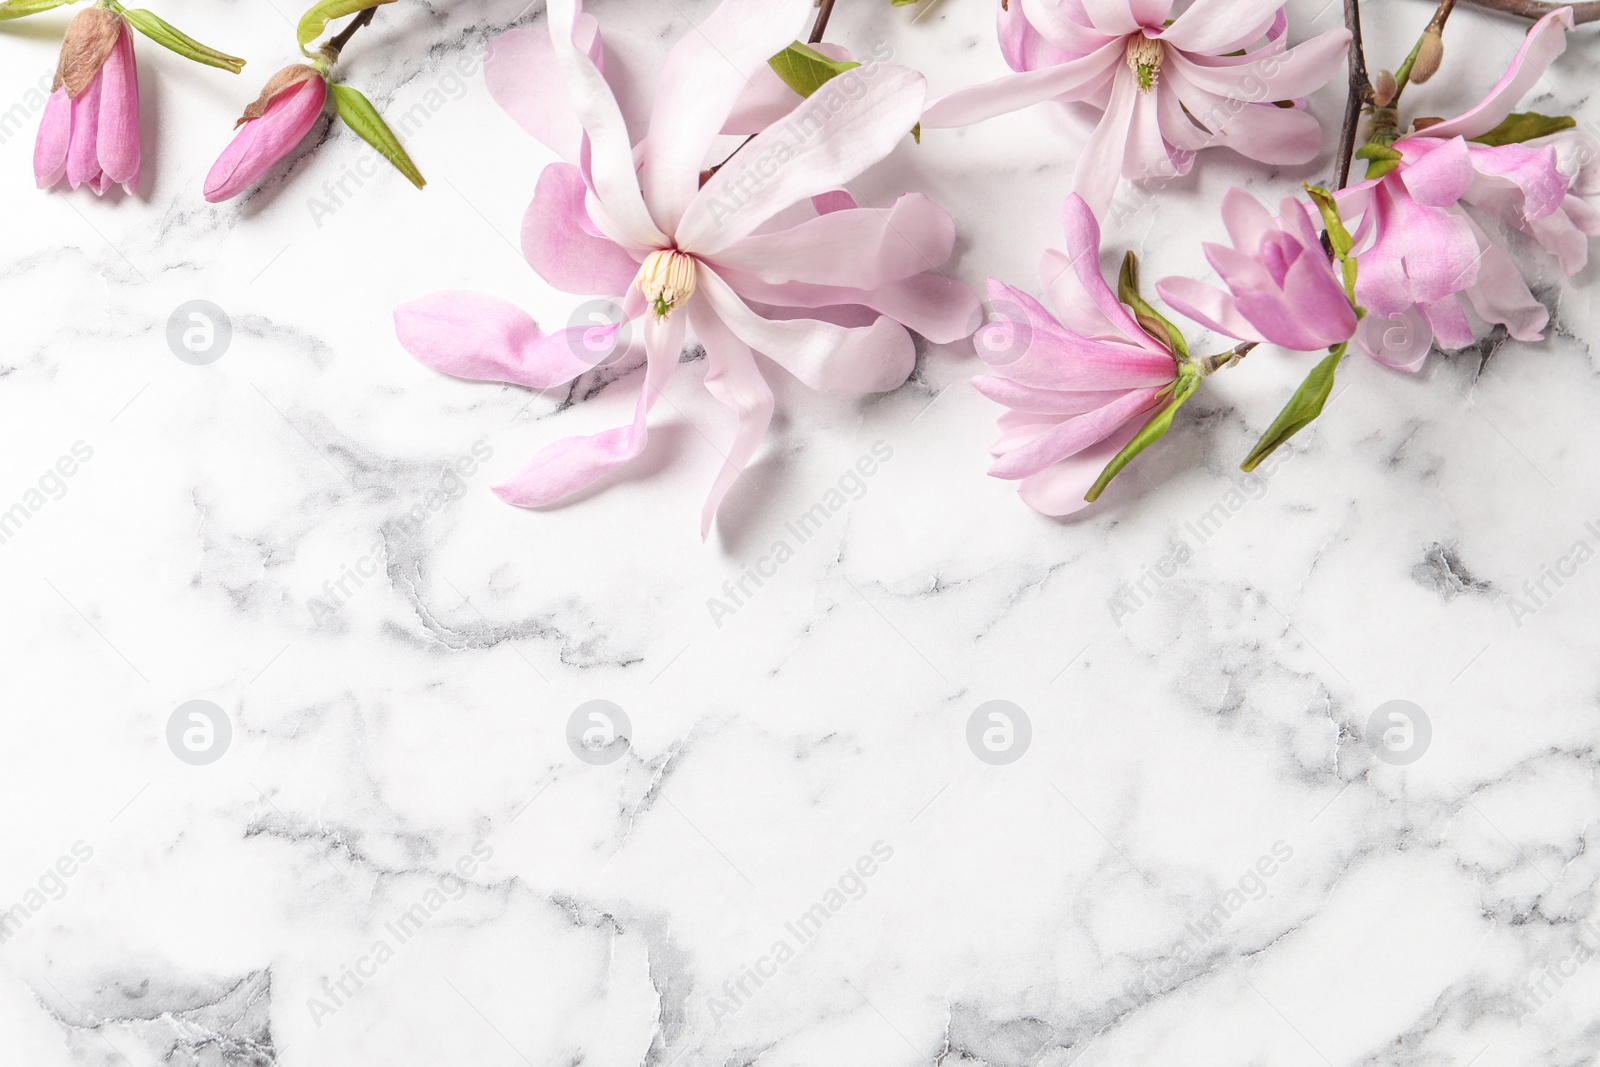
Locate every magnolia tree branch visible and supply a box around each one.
[326,5,379,60]
[808,0,838,43]
[1333,0,1374,190]
[1466,0,1600,22]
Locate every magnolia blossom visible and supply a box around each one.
[921,0,1350,214]
[34,9,140,195]
[1334,8,1595,368]
[205,65,327,203]
[1157,188,1357,352]
[974,194,1178,515]
[396,0,975,537]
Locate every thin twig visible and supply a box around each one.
[325,5,379,60]
[808,0,838,43]
[1464,0,1600,22]
[1333,0,1373,191]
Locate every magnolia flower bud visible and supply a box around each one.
[54,8,122,97]
[637,250,698,320]
[1371,69,1397,108]
[1411,28,1444,85]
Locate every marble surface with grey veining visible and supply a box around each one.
[3,0,1600,1064]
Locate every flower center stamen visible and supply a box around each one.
[637,249,698,320]
[1125,36,1164,92]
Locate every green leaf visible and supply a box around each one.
[1304,184,1352,259]
[1471,111,1578,147]
[328,82,425,189]
[1354,141,1402,180]
[297,0,395,51]
[0,0,73,21]
[121,9,245,73]
[767,41,860,99]
[1240,343,1346,472]
[1085,369,1200,502]
[1117,252,1187,360]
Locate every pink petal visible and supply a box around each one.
[1528,196,1598,274]
[1122,80,1176,182]
[1459,216,1548,341]
[640,0,812,233]
[983,278,1177,389]
[95,23,139,190]
[522,163,642,296]
[1170,28,1349,100]
[545,0,667,250]
[494,311,683,507]
[1464,142,1570,223]
[697,266,914,393]
[990,386,1164,479]
[394,290,607,389]
[680,66,928,256]
[1356,185,1482,317]
[1396,136,1473,206]
[973,376,1139,415]
[33,88,71,189]
[1078,0,1142,36]
[1016,416,1146,516]
[709,268,980,345]
[1071,67,1137,216]
[921,40,1122,130]
[1420,296,1475,350]
[484,15,601,164]
[1154,275,1262,343]
[1418,8,1575,141]
[688,300,775,540]
[1019,0,1118,54]
[65,75,103,191]
[203,77,326,203]
[1056,192,1158,347]
[705,194,954,290]
[1161,0,1285,55]
[1218,186,1276,251]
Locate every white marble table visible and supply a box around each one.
[2,0,1598,1064]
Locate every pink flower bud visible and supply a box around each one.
[204,64,326,203]
[34,10,141,196]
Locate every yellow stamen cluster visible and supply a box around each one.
[1125,36,1165,93]
[637,250,698,320]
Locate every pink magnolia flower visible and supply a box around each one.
[921,0,1350,214]
[205,65,327,203]
[1333,8,1594,368]
[1156,187,1357,351]
[974,193,1178,516]
[34,9,141,195]
[396,0,976,537]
